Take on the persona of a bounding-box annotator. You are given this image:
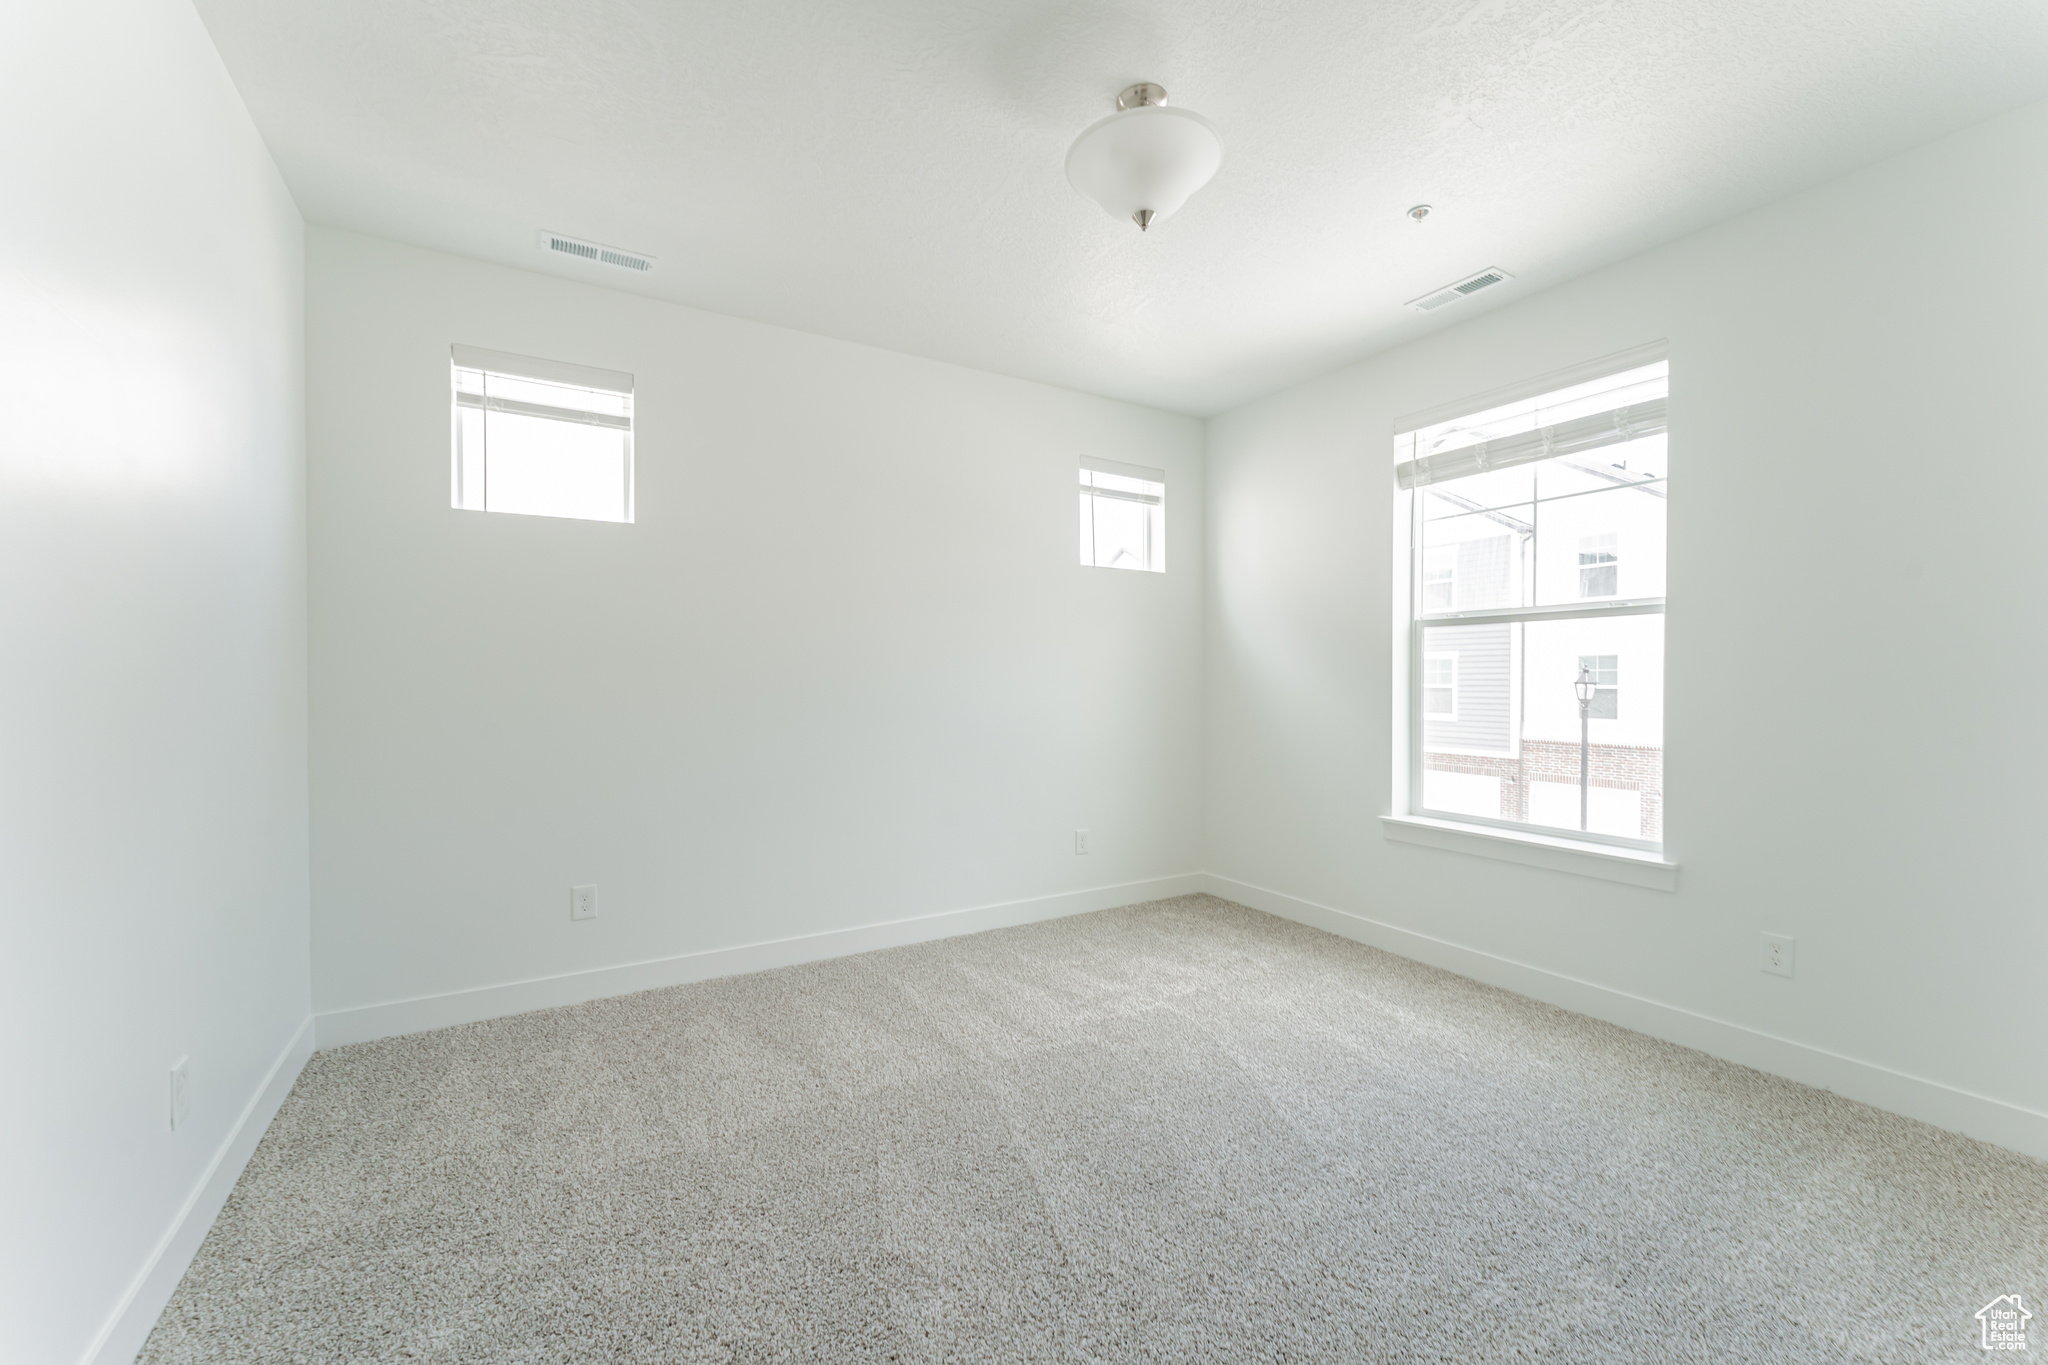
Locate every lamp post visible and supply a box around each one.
[1574,662,1595,832]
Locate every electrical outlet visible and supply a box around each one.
[169,1057,190,1131]
[1760,932,1795,978]
[571,885,598,921]
[1074,828,1090,855]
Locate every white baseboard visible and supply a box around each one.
[315,873,1210,1050]
[71,872,2045,1365]
[84,1014,315,1365]
[1201,872,2048,1162]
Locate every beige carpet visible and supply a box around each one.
[141,895,2046,1363]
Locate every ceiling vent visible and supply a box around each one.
[1407,266,1513,313]
[537,230,653,273]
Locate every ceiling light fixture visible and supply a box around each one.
[1065,83,1224,232]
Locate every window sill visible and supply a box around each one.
[1379,815,1678,891]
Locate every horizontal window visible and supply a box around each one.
[1080,456,1165,572]
[451,345,634,523]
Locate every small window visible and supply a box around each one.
[1579,654,1619,719]
[452,345,634,523]
[1421,545,1455,612]
[1578,532,1618,598]
[1079,457,1165,572]
[1423,653,1458,718]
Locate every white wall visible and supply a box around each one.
[0,2,310,1362]
[1204,98,2048,1155]
[307,229,1204,1034]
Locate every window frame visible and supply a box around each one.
[1396,346,1668,857]
[450,344,636,524]
[1078,456,1166,573]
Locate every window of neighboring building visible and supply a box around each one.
[1421,545,1455,612]
[452,345,634,523]
[1578,533,1618,598]
[1396,353,1667,848]
[1579,654,1618,719]
[1423,653,1458,718]
[1079,457,1165,572]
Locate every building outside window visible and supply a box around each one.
[1079,457,1165,572]
[1395,354,1666,847]
[1579,654,1618,719]
[1423,653,1458,717]
[1421,545,1456,612]
[1578,533,1618,598]
[452,345,634,523]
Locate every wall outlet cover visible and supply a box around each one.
[1074,828,1090,855]
[571,885,598,921]
[1760,932,1795,978]
[169,1056,190,1131]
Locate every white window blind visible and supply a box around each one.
[1395,363,1666,490]
[1079,456,1165,572]
[451,345,634,523]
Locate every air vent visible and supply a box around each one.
[1407,266,1513,313]
[537,230,653,273]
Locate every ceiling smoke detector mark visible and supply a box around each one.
[1407,266,1514,312]
[538,230,653,272]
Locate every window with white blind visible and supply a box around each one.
[1079,457,1165,572]
[1396,350,1667,849]
[451,345,634,523]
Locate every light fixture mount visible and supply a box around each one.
[1067,83,1224,232]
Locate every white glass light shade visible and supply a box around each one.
[1065,105,1224,229]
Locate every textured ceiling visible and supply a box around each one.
[194,0,2048,414]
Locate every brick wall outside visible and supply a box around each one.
[1425,740,1663,840]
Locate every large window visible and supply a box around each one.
[1397,355,1666,849]
[1079,457,1166,572]
[452,345,634,523]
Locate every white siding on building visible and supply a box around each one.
[1422,623,1515,754]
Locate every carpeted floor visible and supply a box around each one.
[141,895,2046,1363]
